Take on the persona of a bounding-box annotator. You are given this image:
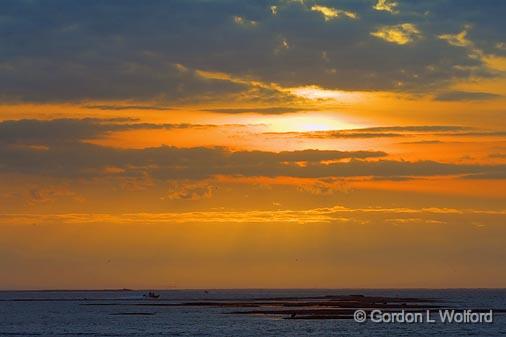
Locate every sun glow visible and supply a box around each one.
[263,115,356,132]
[289,85,363,102]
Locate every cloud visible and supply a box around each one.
[355,126,469,132]
[28,185,83,205]
[373,0,399,14]
[371,23,422,45]
[287,85,359,100]
[264,125,471,139]
[399,140,444,145]
[434,91,502,101]
[463,172,506,180]
[0,60,250,103]
[3,119,416,179]
[233,15,258,27]
[1,139,505,180]
[496,42,506,51]
[441,131,506,137]
[489,153,506,159]
[0,0,502,100]
[164,180,216,200]
[265,125,506,141]
[438,26,473,47]
[297,178,350,195]
[84,105,173,111]
[202,107,313,114]
[310,5,358,21]
[2,205,505,225]
[0,118,215,145]
[268,131,403,139]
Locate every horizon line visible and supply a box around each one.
[2,287,506,292]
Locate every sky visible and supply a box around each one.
[1,0,506,289]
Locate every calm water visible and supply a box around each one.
[1,289,505,336]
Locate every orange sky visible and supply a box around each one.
[1,0,506,289]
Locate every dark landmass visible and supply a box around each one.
[80,294,506,320]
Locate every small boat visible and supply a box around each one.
[143,291,160,299]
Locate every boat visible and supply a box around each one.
[143,291,160,299]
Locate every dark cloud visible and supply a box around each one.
[434,91,502,101]
[0,60,250,103]
[202,107,313,114]
[0,142,388,179]
[440,131,506,137]
[0,141,504,180]
[0,0,504,102]
[231,149,387,163]
[399,140,444,145]
[270,131,404,139]
[354,126,470,132]
[463,172,506,180]
[489,153,506,159]
[265,125,470,139]
[84,104,173,111]
[0,118,215,144]
[0,118,505,180]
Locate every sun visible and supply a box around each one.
[266,114,355,132]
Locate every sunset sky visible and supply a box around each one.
[1,0,506,289]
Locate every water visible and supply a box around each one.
[0,289,505,336]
